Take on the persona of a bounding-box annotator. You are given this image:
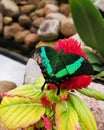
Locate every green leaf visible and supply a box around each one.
[46,90,60,104]
[70,0,104,56]
[33,77,45,89]
[5,78,45,101]
[27,125,35,130]
[0,96,45,129]
[92,64,103,72]
[45,107,54,119]
[93,71,104,81]
[94,71,104,78]
[70,94,97,130]
[55,101,80,130]
[78,87,104,100]
[83,47,104,64]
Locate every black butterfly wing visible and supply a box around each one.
[33,46,66,78]
[33,46,93,82]
[57,53,94,77]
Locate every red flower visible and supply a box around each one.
[55,38,88,59]
[52,37,92,90]
[60,75,92,90]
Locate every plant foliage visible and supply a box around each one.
[0,77,104,130]
[70,0,104,57]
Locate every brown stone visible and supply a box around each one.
[14,0,32,5]
[32,17,45,28]
[37,19,60,41]
[0,0,20,17]
[37,0,46,9]
[29,11,37,21]
[24,33,39,47]
[30,26,38,33]
[3,16,13,25]
[18,14,31,28]
[4,23,24,39]
[20,4,36,14]
[14,30,31,43]
[36,41,57,48]
[44,4,59,15]
[35,8,45,17]
[0,81,17,102]
[46,12,67,23]
[59,3,70,16]
[0,12,3,34]
[60,18,76,37]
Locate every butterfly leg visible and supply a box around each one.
[57,85,60,95]
[41,81,46,91]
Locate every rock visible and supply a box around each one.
[59,3,70,16]
[0,81,17,102]
[36,41,57,48]
[0,12,3,34]
[30,26,38,33]
[14,0,32,5]
[14,30,31,42]
[37,0,46,9]
[35,8,45,17]
[3,16,13,25]
[24,33,39,47]
[20,4,36,14]
[32,17,45,28]
[76,82,104,130]
[31,0,42,6]
[0,0,20,17]
[94,0,104,11]
[37,19,60,41]
[44,4,59,15]
[18,14,31,28]
[4,23,24,39]
[24,58,42,84]
[46,12,67,23]
[45,0,58,5]
[60,18,76,37]
[29,11,37,21]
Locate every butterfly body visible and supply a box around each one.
[33,46,93,94]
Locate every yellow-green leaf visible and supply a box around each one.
[27,125,35,130]
[33,77,45,89]
[78,87,104,100]
[46,90,59,104]
[6,78,45,101]
[70,94,97,130]
[55,101,80,130]
[0,96,45,129]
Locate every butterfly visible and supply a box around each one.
[33,46,93,94]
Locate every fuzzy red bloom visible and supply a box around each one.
[53,37,92,90]
[60,75,92,90]
[55,38,88,59]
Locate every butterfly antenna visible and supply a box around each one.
[41,81,46,91]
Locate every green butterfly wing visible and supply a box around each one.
[39,46,66,76]
[55,54,84,78]
[33,46,93,80]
